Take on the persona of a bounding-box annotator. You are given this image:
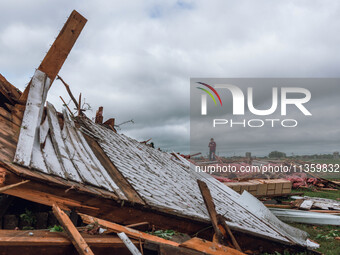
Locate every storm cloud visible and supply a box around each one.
[1,0,340,154]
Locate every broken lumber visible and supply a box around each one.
[217,215,242,252]
[57,75,79,110]
[78,213,179,247]
[197,180,242,252]
[179,237,244,255]
[0,180,30,193]
[117,232,142,255]
[52,204,94,255]
[19,10,87,104]
[95,107,103,124]
[197,180,225,245]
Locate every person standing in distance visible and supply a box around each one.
[208,138,216,161]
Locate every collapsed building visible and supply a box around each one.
[0,10,320,255]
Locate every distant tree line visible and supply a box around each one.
[268,151,286,158]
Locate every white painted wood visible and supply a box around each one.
[299,200,314,210]
[117,232,142,255]
[14,70,50,166]
[62,110,100,186]
[30,142,49,174]
[39,116,50,146]
[46,103,82,182]
[63,113,113,192]
[42,135,66,177]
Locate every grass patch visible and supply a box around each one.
[280,189,340,254]
[291,188,339,200]
[288,223,340,255]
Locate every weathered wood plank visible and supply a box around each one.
[41,135,67,177]
[19,10,87,103]
[46,103,82,182]
[0,180,30,193]
[63,112,113,191]
[62,111,101,186]
[117,232,142,255]
[197,180,224,245]
[14,70,50,166]
[3,186,98,211]
[0,229,141,247]
[52,204,94,255]
[39,116,49,146]
[79,213,180,247]
[179,238,244,255]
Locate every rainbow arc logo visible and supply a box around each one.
[196,82,223,106]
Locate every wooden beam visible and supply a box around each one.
[197,180,242,252]
[117,232,142,255]
[79,213,180,247]
[3,186,99,211]
[197,180,225,245]
[179,238,244,255]
[0,180,30,193]
[82,132,145,204]
[217,215,242,252]
[52,204,94,255]
[19,10,87,103]
[0,229,140,247]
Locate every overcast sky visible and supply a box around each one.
[1,0,340,154]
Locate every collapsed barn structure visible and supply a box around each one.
[0,10,321,255]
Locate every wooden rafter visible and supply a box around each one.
[197,180,242,252]
[79,213,180,247]
[19,10,87,104]
[52,204,94,255]
[0,180,29,193]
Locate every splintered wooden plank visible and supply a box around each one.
[0,180,30,193]
[179,238,244,255]
[52,204,94,255]
[79,213,179,247]
[19,11,87,103]
[14,70,50,166]
[197,180,224,245]
[46,103,82,182]
[4,187,99,211]
[117,232,142,255]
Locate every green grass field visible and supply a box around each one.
[288,223,340,255]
